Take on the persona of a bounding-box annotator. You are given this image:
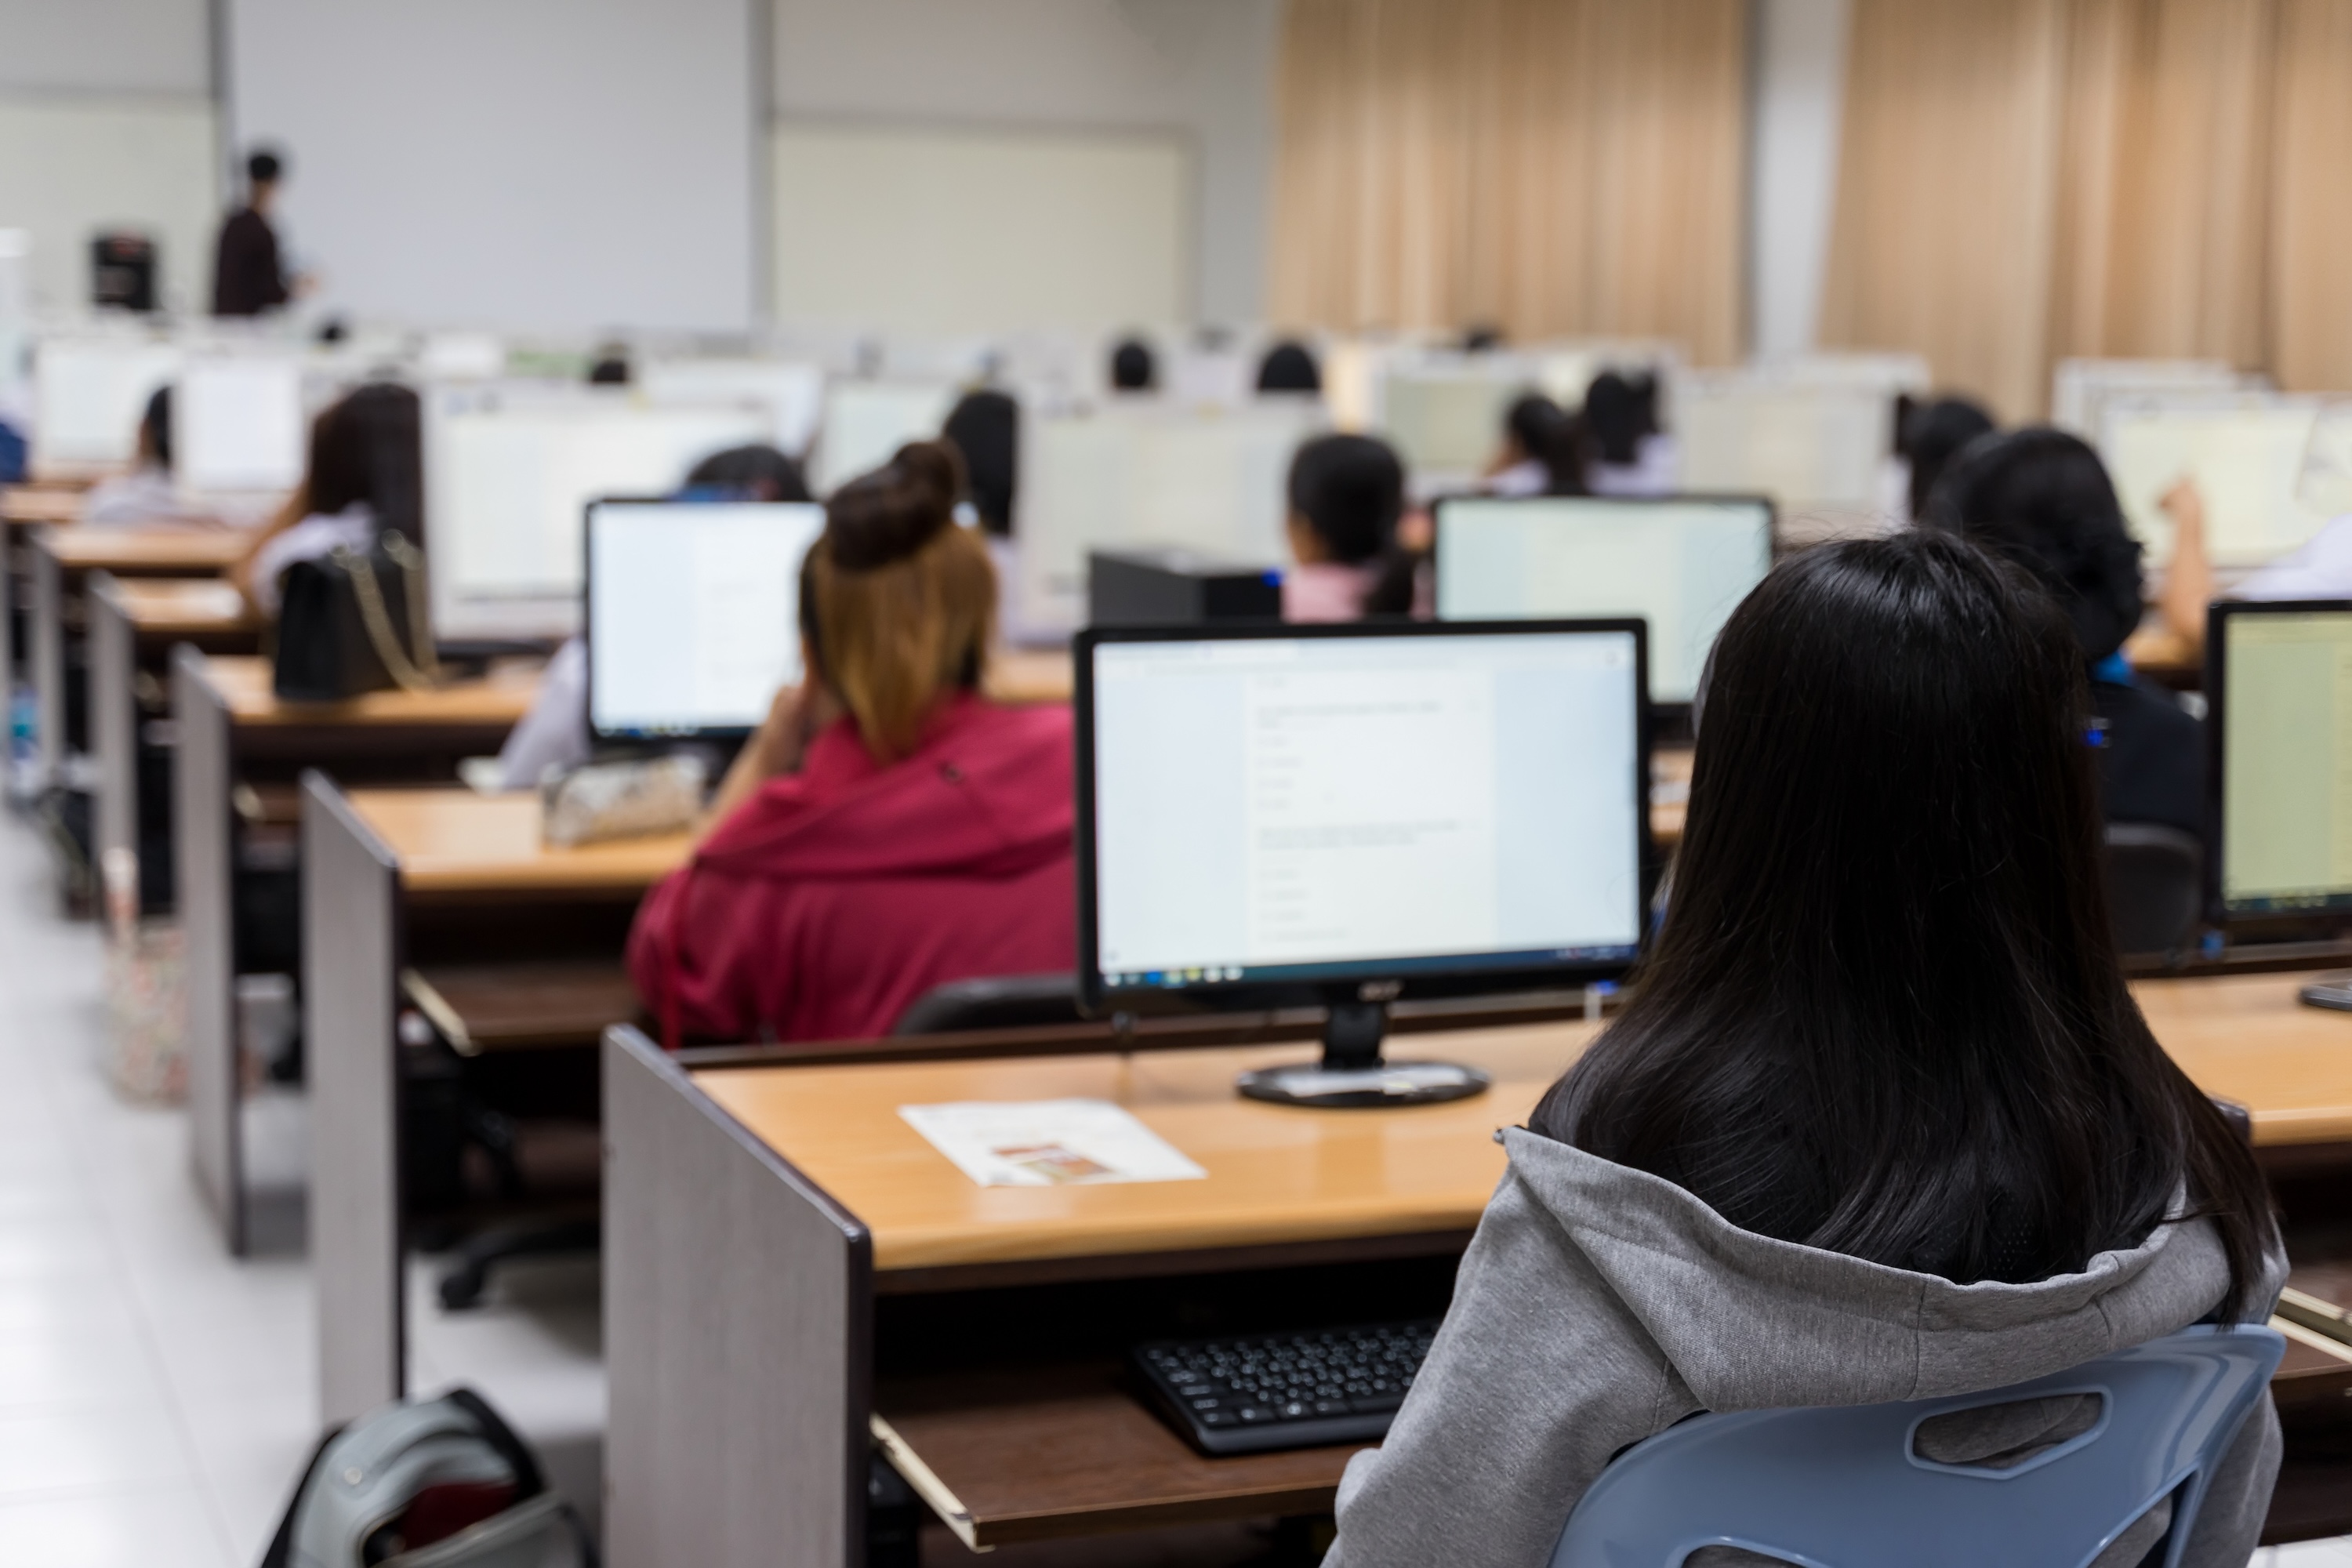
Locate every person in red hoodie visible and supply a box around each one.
[628,441,1074,1045]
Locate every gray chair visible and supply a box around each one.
[2104,822,2204,957]
[1549,1323,2284,1568]
[891,972,1084,1036]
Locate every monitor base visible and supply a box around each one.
[1236,1060,1492,1109]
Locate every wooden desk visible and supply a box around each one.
[30,524,248,787]
[176,655,539,1258]
[606,969,2352,1565]
[1,485,89,526]
[304,781,681,1425]
[984,646,1073,706]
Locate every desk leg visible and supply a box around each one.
[303,771,405,1425]
[176,648,242,1253]
[31,545,59,788]
[604,1026,872,1568]
[89,576,133,884]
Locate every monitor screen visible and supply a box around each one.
[2214,603,2352,919]
[2100,400,2332,569]
[31,339,179,472]
[1675,378,1890,511]
[424,386,771,641]
[586,499,826,739]
[1434,495,1772,705]
[1080,622,1647,1006]
[641,358,825,458]
[810,381,956,495]
[176,356,307,495]
[1377,371,1520,477]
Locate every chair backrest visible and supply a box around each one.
[1549,1324,2282,1568]
[2103,822,2204,956]
[890,972,1083,1036]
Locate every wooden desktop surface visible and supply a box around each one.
[347,788,691,896]
[2,488,85,526]
[200,655,539,728]
[38,524,248,573]
[985,647,1073,706]
[111,577,256,637]
[697,970,2352,1276]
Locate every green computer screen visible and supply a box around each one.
[2222,608,2352,912]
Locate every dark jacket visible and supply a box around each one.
[212,208,289,317]
[2092,673,2204,843]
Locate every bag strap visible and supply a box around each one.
[442,1385,547,1501]
[256,1422,348,1568]
[340,531,442,694]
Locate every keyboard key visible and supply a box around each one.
[1349,1392,1405,1414]
[1238,1406,1274,1423]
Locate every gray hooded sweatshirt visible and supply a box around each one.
[1325,1129,2285,1568]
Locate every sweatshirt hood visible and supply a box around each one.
[695,698,1073,882]
[1497,1127,2273,1411]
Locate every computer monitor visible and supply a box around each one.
[175,354,307,496]
[584,499,826,741]
[1375,368,1522,478]
[1077,619,1650,1107]
[1018,399,1323,637]
[1675,376,1891,513]
[423,384,771,641]
[2050,358,2249,437]
[2207,601,2352,939]
[30,337,180,476]
[641,358,825,459]
[809,380,957,495]
[2100,398,2332,570]
[1433,495,1773,709]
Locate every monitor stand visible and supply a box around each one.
[1235,1002,1492,1109]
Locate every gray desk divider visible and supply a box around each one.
[31,537,63,789]
[303,771,405,1425]
[89,574,136,880]
[175,645,241,1252]
[604,1025,873,1568]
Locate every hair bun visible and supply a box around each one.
[824,440,966,571]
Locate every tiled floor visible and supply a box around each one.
[0,810,599,1567]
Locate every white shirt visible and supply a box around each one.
[82,468,223,529]
[1588,434,1680,499]
[495,636,591,791]
[249,504,376,615]
[2235,515,2352,601]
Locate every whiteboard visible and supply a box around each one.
[771,122,1191,336]
[0,95,218,316]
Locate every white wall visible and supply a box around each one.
[225,0,760,334]
[0,0,212,95]
[1748,0,1851,359]
[771,0,1283,327]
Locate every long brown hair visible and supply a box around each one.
[1534,532,2274,1317]
[799,441,996,761]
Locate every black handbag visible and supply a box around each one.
[272,529,443,702]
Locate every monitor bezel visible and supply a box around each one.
[2205,596,2352,938]
[582,494,822,745]
[1428,490,1777,728]
[1073,616,1657,1018]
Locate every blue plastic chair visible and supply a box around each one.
[1548,1324,2284,1568]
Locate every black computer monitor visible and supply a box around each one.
[1075,618,1652,1107]
[1432,493,1773,720]
[584,496,826,742]
[2206,598,2352,940]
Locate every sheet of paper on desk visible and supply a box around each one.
[898,1099,1208,1187]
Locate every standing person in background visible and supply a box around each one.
[212,150,296,318]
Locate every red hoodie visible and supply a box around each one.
[628,695,1075,1045]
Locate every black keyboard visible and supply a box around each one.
[1134,1321,1439,1455]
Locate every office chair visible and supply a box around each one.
[1548,1323,2282,1568]
[2104,822,2204,958]
[891,972,1085,1036]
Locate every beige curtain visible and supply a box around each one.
[1824,0,2352,418]
[1268,0,1747,365]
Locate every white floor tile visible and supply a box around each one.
[0,1312,168,1412]
[0,1398,196,1501]
[0,1483,230,1568]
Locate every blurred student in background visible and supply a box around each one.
[1286,434,1421,622]
[1256,340,1323,395]
[234,383,421,614]
[1900,396,1998,522]
[940,388,1047,645]
[83,388,217,528]
[1928,429,2203,843]
[629,441,1073,1044]
[1109,337,1158,394]
[1486,394,1584,498]
[496,443,813,790]
[1581,371,1675,497]
[212,149,296,318]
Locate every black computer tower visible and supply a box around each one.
[1087,547,1283,629]
[91,232,158,313]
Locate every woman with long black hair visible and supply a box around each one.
[1324,531,2280,1568]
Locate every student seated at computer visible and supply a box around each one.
[1483,394,1584,498]
[1108,336,1158,394]
[233,383,422,614]
[1581,370,1675,497]
[1255,340,1322,395]
[1323,532,2281,1568]
[1897,394,1996,522]
[82,387,219,528]
[940,387,1054,648]
[1927,429,2203,841]
[496,442,814,790]
[1286,434,1421,622]
[627,441,1073,1044]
